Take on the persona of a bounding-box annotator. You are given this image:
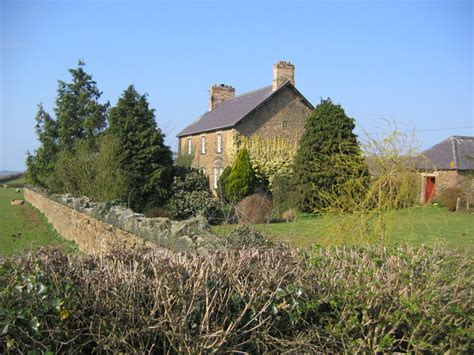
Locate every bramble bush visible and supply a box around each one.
[1,244,472,353]
[235,193,273,224]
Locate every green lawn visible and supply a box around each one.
[213,206,474,254]
[0,188,75,257]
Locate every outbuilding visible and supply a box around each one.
[417,136,474,203]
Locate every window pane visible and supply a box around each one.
[217,134,222,153]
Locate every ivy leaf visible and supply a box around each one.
[29,317,40,335]
[60,309,70,321]
[0,322,9,336]
[275,288,287,299]
[52,297,63,311]
[37,282,48,296]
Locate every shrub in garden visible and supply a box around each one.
[0,245,472,353]
[272,174,300,216]
[167,167,219,220]
[439,187,465,211]
[235,193,273,224]
[49,135,128,202]
[225,148,257,202]
[175,151,194,169]
[224,225,277,249]
[281,208,297,222]
[315,130,426,244]
[293,98,368,212]
[216,166,232,201]
[143,207,173,218]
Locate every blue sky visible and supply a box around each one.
[1,0,472,171]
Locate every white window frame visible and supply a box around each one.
[187,138,192,155]
[201,135,206,154]
[214,168,219,189]
[216,132,223,153]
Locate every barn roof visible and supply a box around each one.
[177,82,313,137]
[417,135,474,171]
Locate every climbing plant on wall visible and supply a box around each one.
[232,135,298,189]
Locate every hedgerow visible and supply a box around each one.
[1,244,471,353]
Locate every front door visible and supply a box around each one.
[424,176,436,202]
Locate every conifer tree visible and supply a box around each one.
[294,98,368,211]
[217,166,232,201]
[26,104,59,186]
[108,85,173,211]
[225,148,257,201]
[55,60,109,150]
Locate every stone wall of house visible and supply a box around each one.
[179,129,236,189]
[24,187,223,255]
[420,170,474,202]
[235,86,311,141]
[177,86,312,191]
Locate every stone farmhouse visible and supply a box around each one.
[177,61,313,190]
[417,135,474,203]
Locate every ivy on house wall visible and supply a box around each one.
[232,135,298,188]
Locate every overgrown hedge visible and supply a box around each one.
[0,244,472,353]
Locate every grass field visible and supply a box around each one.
[213,206,474,254]
[1,185,472,256]
[0,188,75,257]
[1,174,26,187]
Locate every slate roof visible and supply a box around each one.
[177,82,313,137]
[417,136,474,171]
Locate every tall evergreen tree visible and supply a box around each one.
[55,60,109,150]
[108,85,173,211]
[294,98,368,211]
[25,104,59,186]
[225,148,257,201]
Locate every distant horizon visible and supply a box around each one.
[2,0,472,171]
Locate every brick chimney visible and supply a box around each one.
[272,61,295,91]
[209,84,235,111]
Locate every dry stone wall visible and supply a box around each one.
[24,187,223,255]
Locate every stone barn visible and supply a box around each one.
[417,135,474,203]
[176,61,313,191]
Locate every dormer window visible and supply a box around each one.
[216,133,223,153]
[201,135,206,154]
[282,120,288,129]
[187,138,192,155]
